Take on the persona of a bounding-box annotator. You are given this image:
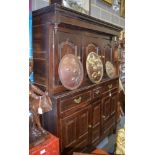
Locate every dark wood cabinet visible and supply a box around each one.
[33,4,122,155]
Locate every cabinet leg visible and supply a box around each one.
[113,128,116,134]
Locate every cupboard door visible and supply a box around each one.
[78,110,89,139]
[61,105,90,153]
[61,116,78,149]
[110,92,118,116]
[91,100,101,144]
[101,94,111,138]
[77,107,90,151]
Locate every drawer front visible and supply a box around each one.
[105,79,118,91]
[60,91,91,113]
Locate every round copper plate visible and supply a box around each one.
[86,52,103,84]
[105,61,116,78]
[58,54,84,90]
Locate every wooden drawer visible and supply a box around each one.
[105,79,118,91]
[60,91,91,113]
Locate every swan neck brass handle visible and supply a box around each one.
[95,90,100,95]
[108,84,112,89]
[74,97,82,104]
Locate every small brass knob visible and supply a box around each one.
[88,125,92,128]
[109,92,112,97]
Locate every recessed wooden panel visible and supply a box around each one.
[62,117,77,147]
[78,112,89,139]
[105,44,112,62]
[33,59,46,85]
[102,95,111,122]
[75,137,89,151]
[86,43,97,57]
[92,101,101,126]
[92,125,100,144]
[59,41,77,59]
[103,116,115,137]
[110,92,117,116]
[54,29,81,88]
[33,25,48,52]
[91,100,101,144]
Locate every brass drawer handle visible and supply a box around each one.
[108,84,112,89]
[74,97,82,104]
[95,90,100,95]
[102,115,106,119]
[88,125,92,128]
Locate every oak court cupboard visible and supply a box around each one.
[32,3,122,155]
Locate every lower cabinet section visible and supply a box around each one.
[59,93,117,154]
[42,79,119,155]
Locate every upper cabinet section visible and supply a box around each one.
[33,4,122,95]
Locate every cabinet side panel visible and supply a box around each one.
[33,24,49,90]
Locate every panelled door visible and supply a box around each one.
[102,93,111,122]
[91,99,101,145]
[110,91,118,116]
[61,105,90,153]
[101,92,111,138]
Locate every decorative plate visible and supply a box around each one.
[86,52,103,84]
[105,61,116,78]
[58,54,84,90]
